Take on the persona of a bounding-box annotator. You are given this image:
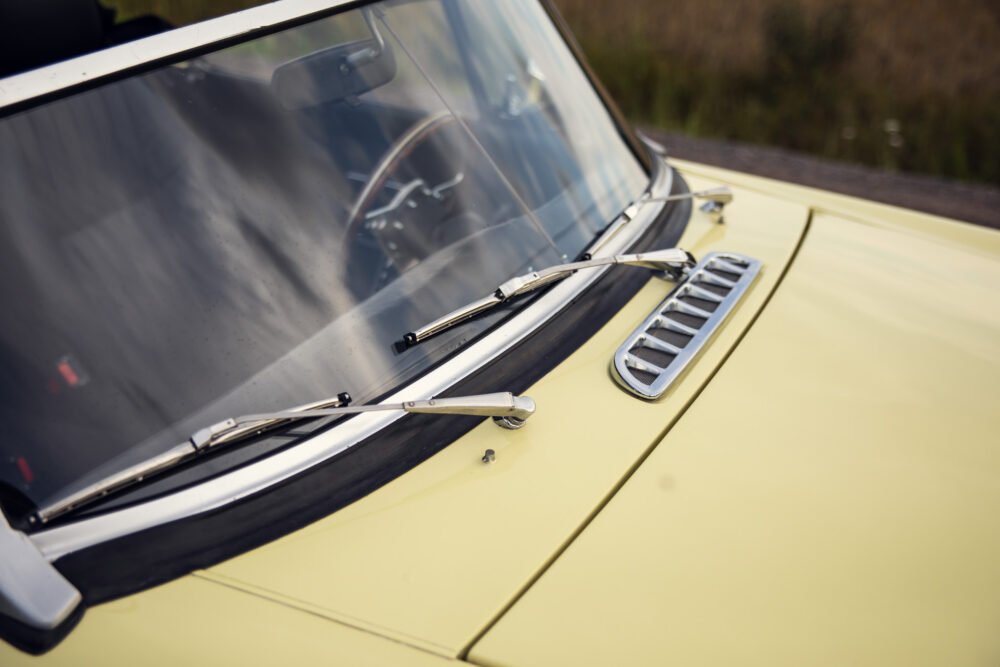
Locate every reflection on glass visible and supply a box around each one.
[0,0,647,510]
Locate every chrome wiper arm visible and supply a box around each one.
[404,247,697,346]
[35,391,351,524]
[36,391,534,524]
[643,185,733,206]
[192,391,536,448]
[619,186,734,222]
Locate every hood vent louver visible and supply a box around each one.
[613,252,762,399]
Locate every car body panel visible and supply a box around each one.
[191,173,809,656]
[9,157,998,664]
[469,204,1000,666]
[0,574,457,666]
[675,158,995,241]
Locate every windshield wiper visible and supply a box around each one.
[192,391,536,446]
[619,186,734,223]
[36,391,535,524]
[402,247,697,346]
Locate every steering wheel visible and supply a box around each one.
[341,111,459,251]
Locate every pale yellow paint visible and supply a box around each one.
[470,210,1000,667]
[0,574,456,666]
[24,158,990,663]
[196,179,808,656]
[674,158,998,247]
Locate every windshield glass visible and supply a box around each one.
[0,0,646,510]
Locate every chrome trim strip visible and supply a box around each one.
[30,158,673,561]
[613,252,762,400]
[0,0,359,110]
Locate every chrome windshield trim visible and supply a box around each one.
[29,154,674,561]
[0,0,359,110]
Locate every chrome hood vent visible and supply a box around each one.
[613,252,762,399]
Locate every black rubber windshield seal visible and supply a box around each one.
[23,167,691,654]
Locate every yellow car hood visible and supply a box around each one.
[191,170,810,657]
[16,165,1000,666]
[471,174,1000,665]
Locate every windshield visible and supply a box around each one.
[0,0,647,511]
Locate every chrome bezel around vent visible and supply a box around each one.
[613,252,762,399]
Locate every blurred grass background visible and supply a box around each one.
[104,0,1000,185]
[556,0,1000,186]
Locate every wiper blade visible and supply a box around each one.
[36,391,535,524]
[403,247,696,346]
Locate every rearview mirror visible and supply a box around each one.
[271,9,396,110]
